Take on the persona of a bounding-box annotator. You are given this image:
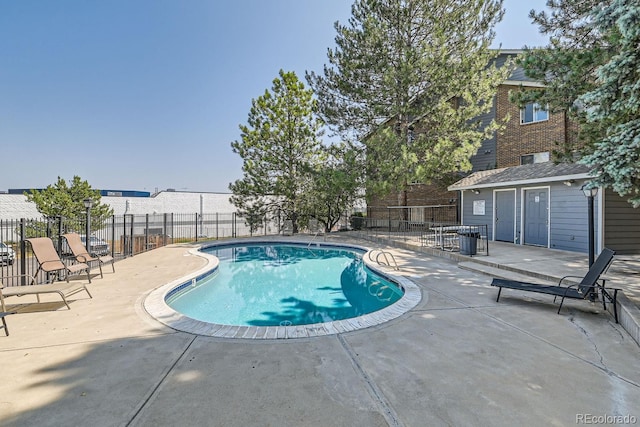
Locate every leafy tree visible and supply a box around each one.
[229,70,324,234]
[307,0,511,203]
[303,143,364,232]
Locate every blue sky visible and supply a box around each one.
[0,0,549,194]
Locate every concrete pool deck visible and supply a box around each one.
[1,235,639,426]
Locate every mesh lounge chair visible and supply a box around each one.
[491,248,620,322]
[27,237,92,284]
[63,233,115,278]
[1,274,92,311]
[0,288,16,336]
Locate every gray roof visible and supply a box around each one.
[448,162,594,191]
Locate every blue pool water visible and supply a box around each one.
[166,243,403,327]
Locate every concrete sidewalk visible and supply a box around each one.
[0,237,639,427]
[357,232,640,346]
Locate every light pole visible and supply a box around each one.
[84,198,93,253]
[581,184,598,267]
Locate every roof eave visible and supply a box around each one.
[448,171,596,191]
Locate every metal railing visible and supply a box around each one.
[353,216,489,256]
[367,249,400,270]
[366,203,459,227]
[0,212,281,285]
[421,223,489,256]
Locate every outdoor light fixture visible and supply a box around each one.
[471,189,481,195]
[84,198,93,252]
[581,184,598,198]
[581,184,598,267]
[563,179,575,186]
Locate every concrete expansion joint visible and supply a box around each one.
[336,334,404,427]
[125,335,198,426]
[357,233,640,348]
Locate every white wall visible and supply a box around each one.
[0,194,41,219]
[0,191,236,220]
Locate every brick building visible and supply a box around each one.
[367,50,640,254]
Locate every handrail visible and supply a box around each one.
[367,249,399,271]
[307,231,320,248]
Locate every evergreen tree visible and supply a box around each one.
[512,0,612,160]
[307,0,510,201]
[25,176,113,223]
[515,0,640,206]
[303,143,364,232]
[229,70,324,233]
[578,0,640,206]
[24,176,113,238]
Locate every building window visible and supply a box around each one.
[521,152,550,165]
[520,102,549,124]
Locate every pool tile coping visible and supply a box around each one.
[143,240,422,339]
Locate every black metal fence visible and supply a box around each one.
[0,212,280,285]
[351,204,488,256]
[365,204,459,227]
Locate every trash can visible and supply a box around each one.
[458,229,480,255]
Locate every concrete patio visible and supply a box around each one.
[1,235,639,426]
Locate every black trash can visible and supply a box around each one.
[458,229,480,255]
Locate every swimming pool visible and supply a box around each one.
[144,240,422,339]
[167,243,402,326]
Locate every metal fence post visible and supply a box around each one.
[20,219,27,286]
[216,212,219,240]
[45,217,52,239]
[145,214,149,250]
[56,216,63,254]
[111,215,115,257]
[122,214,127,257]
[195,213,199,242]
[163,213,167,247]
[232,213,236,238]
[128,214,133,256]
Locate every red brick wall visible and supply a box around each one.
[496,86,568,168]
[367,85,577,219]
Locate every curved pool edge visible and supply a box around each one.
[143,240,422,339]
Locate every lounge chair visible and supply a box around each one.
[0,289,16,336]
[1,274,91,311]
[491,248,620,322]
[63,233,115,278]
[27,237,92,283]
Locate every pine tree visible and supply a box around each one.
[307,0,510,201]
[516,0,640,206]
[512,0,612,160]
[229,70,324,233]
[578,0,640,206]
[25,176,113,222]
[24,176,113,238]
